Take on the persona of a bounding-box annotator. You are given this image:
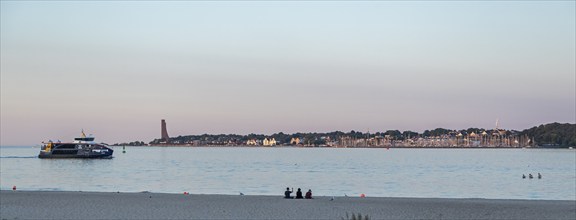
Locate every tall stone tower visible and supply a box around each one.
[161,119,170,142]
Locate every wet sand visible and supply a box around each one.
[1,190,575,219]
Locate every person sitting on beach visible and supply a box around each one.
[284,187,293,199]
[305,189,312,199]
[295,188,303,199]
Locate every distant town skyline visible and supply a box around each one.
[1,1,575,146]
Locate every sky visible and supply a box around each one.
[1,1,575,146]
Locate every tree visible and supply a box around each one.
[402,131,419,139]
[520,123,576,147]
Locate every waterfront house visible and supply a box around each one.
[263,138,277,146]
[290,137,301,145]
[246,139,258,146]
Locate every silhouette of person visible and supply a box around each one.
[295,188,303,199]
[522,174,526,179]
[305,189,313,199]
[529,174,533,179]
[538,173,542,179]
[284,187,293,199]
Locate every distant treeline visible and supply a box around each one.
[112,141,146,146]
[519,123,576,147]
[122,122,574,147]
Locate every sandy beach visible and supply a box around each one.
[1,191,575,220]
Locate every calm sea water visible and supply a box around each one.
[1,146,574,200]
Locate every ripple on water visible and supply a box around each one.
[1,147,574,200]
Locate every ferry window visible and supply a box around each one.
[59,144,76,149]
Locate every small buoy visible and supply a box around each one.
[183,192,189,195]
[12,186,16,190]
[360,193,366,198]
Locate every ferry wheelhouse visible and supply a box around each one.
[38,132,113,159]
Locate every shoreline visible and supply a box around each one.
[121,145,575,149]
[2,190,575,220]
[4,145,575,149]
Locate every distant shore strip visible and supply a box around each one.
[115,122,575,148]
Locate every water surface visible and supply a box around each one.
[1,146,574,200]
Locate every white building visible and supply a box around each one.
[290,137,301,145]
[263,138,277,146]
[246,139,258,146]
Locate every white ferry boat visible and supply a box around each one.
[38,131,113,159]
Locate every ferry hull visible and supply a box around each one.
[38,145,114,159]
[38,150,113,159]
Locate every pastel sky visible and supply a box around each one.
[1,1,575,146]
